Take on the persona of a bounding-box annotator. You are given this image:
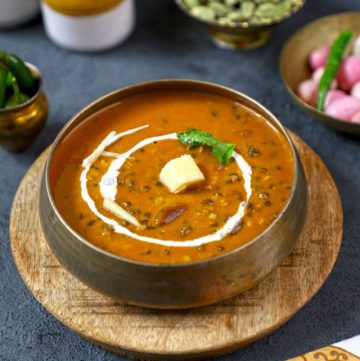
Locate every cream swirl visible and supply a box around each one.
[81,126,252,247]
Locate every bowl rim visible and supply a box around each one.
[279,11,360,130]
[0,62,43,114]
[43,79,301,268]
[174,0,306,30]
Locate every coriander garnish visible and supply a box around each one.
[177,129,235,165]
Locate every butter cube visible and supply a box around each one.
[160,155,205,193]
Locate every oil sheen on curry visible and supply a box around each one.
[51,90,294,264]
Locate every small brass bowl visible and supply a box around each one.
[0,63,49,151]
[280,12,360,135]
[174,0,305,49]
[39,80,307,309]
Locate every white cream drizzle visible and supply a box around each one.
[80,125,252,248]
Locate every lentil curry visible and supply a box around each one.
[50,90,294,264]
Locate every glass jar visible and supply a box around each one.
[41,0,135,52]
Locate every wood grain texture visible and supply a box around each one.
[10,132,343,361]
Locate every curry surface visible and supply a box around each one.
[50,90,294,263]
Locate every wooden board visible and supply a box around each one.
[10,132,343,361]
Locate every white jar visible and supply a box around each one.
[0,0,39,27]
[41,0,135,52]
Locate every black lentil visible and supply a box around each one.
[248,146,260,157]
[180,225,192,237]
[201,198,214,206]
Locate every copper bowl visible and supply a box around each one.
[39,80,307,309]
[280,12,360,135]
[0,63,48,151]
[175,0,305,49]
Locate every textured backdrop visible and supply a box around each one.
[0,1,360,360]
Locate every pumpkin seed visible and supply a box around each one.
[279,0,292,10]
[273,3,290,20]
[256,0,281,3]
[225,0,242,6]
[191,6,216,21]
[183,0,201,7]
[251,15,270,24]
[209,2,230,16]
[241,1,255,18]
[183,0,303,26]
[288,0,302,5]
[254,3,276,18]
[227,10,247,21]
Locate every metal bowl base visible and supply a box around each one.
[209,28,272,50]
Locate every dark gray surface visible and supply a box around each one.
[0,1,359,360]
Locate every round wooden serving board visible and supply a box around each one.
[10,132,343,361]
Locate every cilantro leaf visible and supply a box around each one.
[177,129,217,148]
[211,142,235,165]
[176,129,235,165]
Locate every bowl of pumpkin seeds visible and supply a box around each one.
[175,0,305,49]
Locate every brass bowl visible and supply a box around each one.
[39,80,307,309]
[280,12,360,135]
[0,63,49,151]
[174,0,305,49]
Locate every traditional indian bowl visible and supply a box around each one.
[0,63,48,151]
[39,80,307,309]
[280,12,360,135]
[174,0,305,49]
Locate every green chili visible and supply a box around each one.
[0,68,6,109]
[6,71,13,88]
[317,30,353,111]
[10,74,20,105]
[5,74,31,109]
[0,49,35,89]
[5,93,30,109]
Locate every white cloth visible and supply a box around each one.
[334,335,360,355]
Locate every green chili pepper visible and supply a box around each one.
[5,93,30,109]
[0,68,7,109]
[7,74,21,106]
[5,73,30,108]
[0,63,13,88]
[0,49,35,89]
[6,71,13,88]
[5,71,29,108]
[316,30,353,111]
